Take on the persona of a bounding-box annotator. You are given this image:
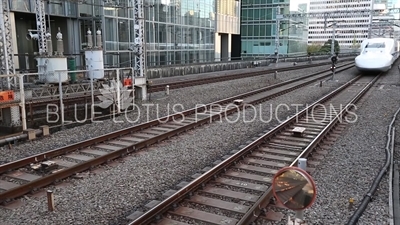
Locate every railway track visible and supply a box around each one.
[126,73,381,225]
[148,59,354,93]
[0,63,354,204]
[18,61,355,124]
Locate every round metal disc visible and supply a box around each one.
[272,167,317,211]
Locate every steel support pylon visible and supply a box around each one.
[0,0,16,90]
[35,0,47,55]
[133,0,146,77]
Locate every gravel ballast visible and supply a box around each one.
[0,62,350,163]
[264,68,400,225]
[0,66,359,224]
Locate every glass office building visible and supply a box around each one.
[9,0,216,70]
[240,0,308,57]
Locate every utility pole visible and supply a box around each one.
[331,23,336,56]
[275,6,283,66]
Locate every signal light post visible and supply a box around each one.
[330,54,337,80]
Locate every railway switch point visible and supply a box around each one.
[23,129,36,140]
[292,127,306,137]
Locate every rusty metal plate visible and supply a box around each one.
[0,180,19,190]
[201,186,259,202]
[252,152,294,162]
[169,206,238,225]
[52,159,77,168]
[107,140,134,147]
[234,164,278,175]
[6,171,41,182]
[80,149,108,156]
[157,218,190,225]
[188,195,249,214]
[214,178,268,191]
[95,144,123,151]
[120,137,144,142]
[269,139,309,147]
[244,158,286,168]
[132,133,156,139]
[65,154,94,162]
[225,170,272,184]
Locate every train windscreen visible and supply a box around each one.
[365,42,386,48]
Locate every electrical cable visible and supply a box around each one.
[346,106,400,225]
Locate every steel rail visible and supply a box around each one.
[238,74,381,224]
[148,60,354,92]
[0,64,354,203]
[128,73,379,225]
[0,63,354,143]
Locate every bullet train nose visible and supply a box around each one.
[355,53,392,71]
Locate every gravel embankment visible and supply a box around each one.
[0,62,350,163]
[0,66,359,224]
[264,68,400,225]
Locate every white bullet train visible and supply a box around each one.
[355,38,400,72]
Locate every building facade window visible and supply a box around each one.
[241,1,308,57]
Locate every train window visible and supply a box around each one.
[365,42,386,48]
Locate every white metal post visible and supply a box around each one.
[116,69,121,113]
[296,158,307,222]
[18,74,27,130]
[90,72,94,120]
[131,68,135,108]
[58,71,64,129]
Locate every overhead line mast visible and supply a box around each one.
[0,0,16,90]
